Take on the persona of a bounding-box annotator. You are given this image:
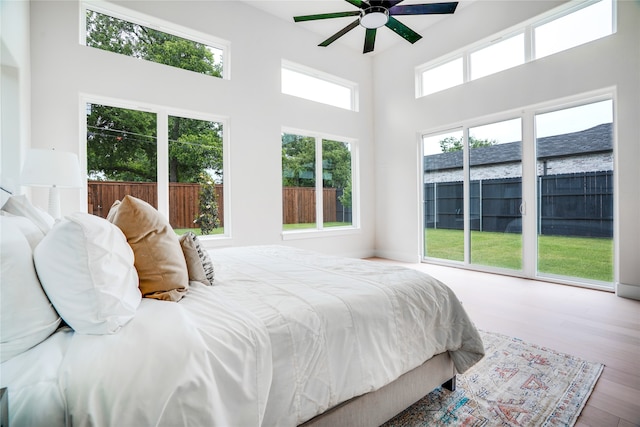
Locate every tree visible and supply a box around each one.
[168,118,223,183]
[85,10,222,77]
[439,136,496,153]
[86,105,158,182]
[282,134,316,188]
[85,10,223,183]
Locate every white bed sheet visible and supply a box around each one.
[1,245,484,427]
[1,282,273,427]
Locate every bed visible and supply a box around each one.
[0,195,484,427]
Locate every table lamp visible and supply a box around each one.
[20,148,83,219]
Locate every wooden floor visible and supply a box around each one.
[369,259,640,427]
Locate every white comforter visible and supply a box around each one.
[1,245,484,427]
[212,246,484,426]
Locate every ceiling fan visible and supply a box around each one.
[293,0,459,54]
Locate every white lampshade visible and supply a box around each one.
[20,149,83,218]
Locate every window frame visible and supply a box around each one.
[532,0,615,60]
[80,94,231,240]
[415,55,464,98]
[419,90,616,291]
[281,127,359,240]
[469,31,525,81]
[281,60,359,112]
[80,1,231,80]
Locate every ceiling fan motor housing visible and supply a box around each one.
[360,6,389,29]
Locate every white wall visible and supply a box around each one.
[0,0,31,204]
[373,1,640,296]
[27,0,375,258]
[10,0,640,295]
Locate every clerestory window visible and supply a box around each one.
[281,60,358,111]
[82,2,228,79]
[416,0,615,97]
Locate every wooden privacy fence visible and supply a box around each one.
[88,181,338,228]
[87,181,224,229]
[282,187,337,225]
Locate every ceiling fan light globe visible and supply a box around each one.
[360,7,389,29]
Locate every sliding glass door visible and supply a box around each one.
[423,130,464,262]
[469,119,522,271]
[422,98,614,288]
[535,100,614,284]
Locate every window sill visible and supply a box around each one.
[282,226,360,240]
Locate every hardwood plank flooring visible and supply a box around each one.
[368,258,640,426]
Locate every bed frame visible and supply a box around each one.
[299,352,456,427]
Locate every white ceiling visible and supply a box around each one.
[242,0,474,55]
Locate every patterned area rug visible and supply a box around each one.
[383,331,603,427]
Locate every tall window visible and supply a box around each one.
[168,115,224,236]
[281,61,358,111]
[86,103,158,210]
[86,102,226,237]
[282,131,355,232]
[83,4,227,79]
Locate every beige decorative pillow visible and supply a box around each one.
[107,195,188,301]
[179,233,209,286]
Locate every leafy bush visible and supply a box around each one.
[194,173,220,235]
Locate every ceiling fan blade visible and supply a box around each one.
[389,2,458,16]
[375,0,404,7]
[363,28,377,53]
[294,11,361,22]
[319,19,360,47]
[344,0,371,9]
[385,16,422,44]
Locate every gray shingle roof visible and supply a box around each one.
[425,123,612,172]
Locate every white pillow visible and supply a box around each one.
[1,216,61,362]
[1,194,55,234]
[34,212,142,335]
[0,212,45,250]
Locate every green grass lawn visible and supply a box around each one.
[175,223,349,234]
[173,227,224,236]
[283,222,351,230]
[425,228,613,282]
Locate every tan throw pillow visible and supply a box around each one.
[107,195,188,301]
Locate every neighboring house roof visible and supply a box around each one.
[425,123,612,172]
